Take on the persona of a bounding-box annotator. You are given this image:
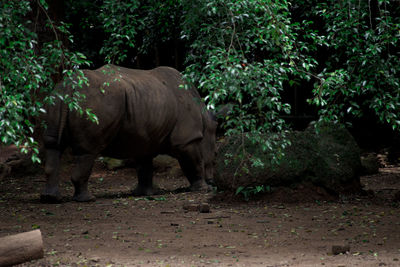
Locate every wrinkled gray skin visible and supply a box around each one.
[41,65,217,202]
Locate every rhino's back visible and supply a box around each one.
[83,65,204,158]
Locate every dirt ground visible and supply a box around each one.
[1,155,400,267]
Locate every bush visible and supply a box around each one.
[215,122,362,197]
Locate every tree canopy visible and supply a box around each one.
[1,0,399,162]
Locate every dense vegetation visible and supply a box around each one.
[1,0,399,164]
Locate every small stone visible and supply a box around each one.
[199,203,210,213]
[332,245,350,255]
[160,211,175,214]
[183,204,198,212]
[90,257,100,263]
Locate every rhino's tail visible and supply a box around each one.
[57,103,68,146]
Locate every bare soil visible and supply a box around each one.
[1,156,400,267]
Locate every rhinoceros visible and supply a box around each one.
[41,65,217,202]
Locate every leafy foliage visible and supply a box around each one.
[99,0,139,64]
[308,0,400,130]
[182,0,320,166]
[1,0,399,170]
[236,185,271,201]
[98,0,185,66]
[136,0,184,54]
[0,0,91,162]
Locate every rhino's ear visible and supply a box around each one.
[215,103,234,119]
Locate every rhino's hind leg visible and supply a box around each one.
[132,157,156,196]
[41,149,62,203]
[71,154,96,202]
[177,142,210,192]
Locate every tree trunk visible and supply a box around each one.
[0,230,44,266]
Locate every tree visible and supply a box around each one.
[181,0,321,166]
[307,0,400,131]
[0,0,91,162]
[1,0,399,167]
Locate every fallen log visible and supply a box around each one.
[0,229,44,266]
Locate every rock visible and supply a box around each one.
[332,245,350,255]
[0,163,11,180]
[90,257,101,263]
[101,155,182,175]
[199,203,210,213]
[183,203,211,213]
[0,145,41,178]
[153,155,178,171]
[360,153,380,175]
[154,155,183,177]
[183,204,199,212]
[102,157,126,170]
[215,122,362,196]
[0,145,19,163]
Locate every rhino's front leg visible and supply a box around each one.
[41,149,62,203]
[71,154,96,202]
[132,157,156,196]
[177,142,210,192]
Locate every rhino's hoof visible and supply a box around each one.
[72,193,96,202]
[132,186,156,196]
[189,181,211,192]
[40,194,62,204]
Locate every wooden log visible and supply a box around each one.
[0,229,44,266]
